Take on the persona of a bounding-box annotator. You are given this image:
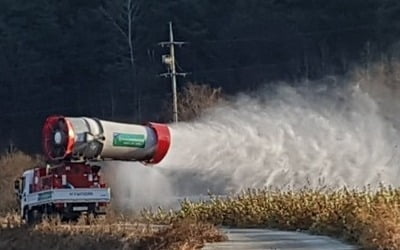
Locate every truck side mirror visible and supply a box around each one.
[14,179,20,193]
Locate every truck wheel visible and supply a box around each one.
[43,205,57,222]
[35,210,43,223]
[24,208,42,225]
[24,208,33,224]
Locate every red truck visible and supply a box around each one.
[14,115,170,223]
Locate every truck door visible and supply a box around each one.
[21,170,34,209]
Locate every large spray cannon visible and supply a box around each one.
[42,115,170,164]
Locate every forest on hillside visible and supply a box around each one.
[1,0,400,152]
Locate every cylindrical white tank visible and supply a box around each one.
[42,115,170,164]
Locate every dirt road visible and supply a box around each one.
[203,228,357,250]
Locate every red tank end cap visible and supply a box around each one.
[148,122,171,164]
[42,115,76,161]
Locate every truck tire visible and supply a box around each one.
[24,207,42,225]
[23,207,33,224]
[42,205,59,222]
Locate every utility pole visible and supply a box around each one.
[159,21,188,123]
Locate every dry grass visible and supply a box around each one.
[0,212,22,229]
[144,186,400,250]
[133,219,227,250]
[0,212,226,250]
[0,151,42,214]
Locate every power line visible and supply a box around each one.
[191,60,298,75]
[147,24,376,49]
[146,24,378,78]
[187,25,376,45]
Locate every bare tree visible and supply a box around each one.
[99,0,141,119]
[165,82,223,122]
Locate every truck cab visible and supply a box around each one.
[14,169,34,212]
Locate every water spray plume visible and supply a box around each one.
[160,84,399,193]
[108,63,400,209]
